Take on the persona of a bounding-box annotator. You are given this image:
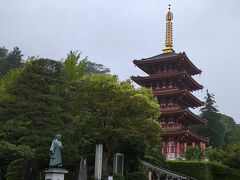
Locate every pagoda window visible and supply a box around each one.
[172,99,177,108]
[161,99,166,108]
[173,80,177,89]
[163,64,167,72]
[151,66,156,74]
[157,66,161,73]
[156,82,160,90]
[153,82,156,88]
[172,64,176,71]
[162,81,166,89]
[169,80,173,88]
[169,64,173,72]
[168,99,173,108]
[166,100,170,108]
[159,82,162,89]
[150,82,153,88]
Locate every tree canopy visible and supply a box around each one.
[68,74,162,176]
[0,53,163,179]
[0,47,23,79]
[193,90,225,147]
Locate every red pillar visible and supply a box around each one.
[177,142,180,158]
[202,143,206,150]
[192,142,195,148]
[184,143,187,152]
[168,142,172,155]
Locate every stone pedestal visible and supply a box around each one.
[44,168,68,180]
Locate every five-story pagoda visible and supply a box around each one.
[131,5,208,160]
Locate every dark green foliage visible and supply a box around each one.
[5,159,39,180]
[206,147,225,163]
[0,56,162,179]
[125,170,148,180]
[0,141,36,180]
[185,146,204,161]
[193,90,225,147]
[219,114,240,148]
[222,143,240,169]
[0,59,67,146]
[143,148,166,168]
[69,74,162,176]
[0,47,23,79]
[167,161,240,180]
[85,61,110,75]
[63,51,110,83]
[113,173,125,180]
[0,59,77,178]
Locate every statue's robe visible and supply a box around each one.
[49,139,63,167]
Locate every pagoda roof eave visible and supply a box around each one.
[163,128,209,143]
[134,52,180,62]
[154,89,204,107]
[133,52,201,75]
[161,108,207,125]
[131,72,203,91]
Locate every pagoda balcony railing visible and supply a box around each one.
[153,87,179,93]
[161,124,183,128]
[150,69,179,75]
[160,106,181,111]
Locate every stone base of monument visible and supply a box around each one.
[44,168,68,180]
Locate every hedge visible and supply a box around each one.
[166,160,240,180]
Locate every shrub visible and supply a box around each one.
[167,160,240,180]
[185,146,204,161]
[113,173,125,180]
[206,147,225,162]
[125,170,148,180]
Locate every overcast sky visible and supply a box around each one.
[1,0,240,122]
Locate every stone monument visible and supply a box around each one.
[113,153,124,175]
[77,157,87,180]
[94,144,103,180]
[44,134,68,180]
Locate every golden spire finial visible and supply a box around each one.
[163,4,175,54]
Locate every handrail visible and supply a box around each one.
[141,161,197,180]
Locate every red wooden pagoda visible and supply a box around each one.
[131,5,208,159]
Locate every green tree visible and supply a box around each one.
[0,141,36,180]
[63,51,110,83]
[206,147,225,162]
[219,114,240,148]
[69,74,163,177]
[185,146,203,161]
[222,143,240,169]
[0,56,163,179]
[0,47,23,79]
[85,61,110,75]
[195,90,225,147]
[63,51,87,82]
[0,47,8,57]
[0,59,76,171]
[205,143,240,169]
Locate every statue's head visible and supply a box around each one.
[55,134,61,140]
